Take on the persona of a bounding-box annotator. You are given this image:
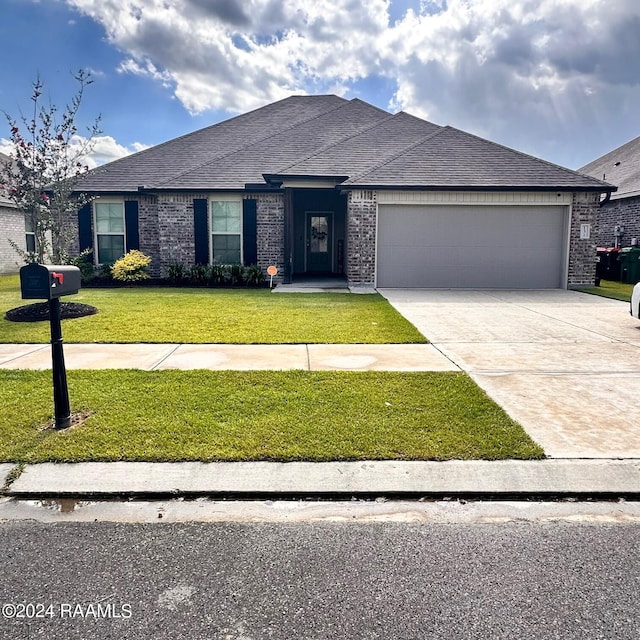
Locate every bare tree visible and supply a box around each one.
[0,70,101,264]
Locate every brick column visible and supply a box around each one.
[254,193,285,279]
[568,191,600,288]
[346,190,377,287]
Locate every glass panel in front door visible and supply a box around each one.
[310,216,329,253]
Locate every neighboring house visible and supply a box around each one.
[580,134,640,248]
[0,151,32,275]
[71,96,614,289]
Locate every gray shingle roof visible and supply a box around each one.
[156,98,389,190]
[75,96,614,194]
[579,134,640,199]
[77,95,358,192]
[272,111,442,179]
[344,126,614,191]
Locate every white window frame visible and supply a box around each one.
[24,216,36,254]
[209,195,243,265]
[93,199,126,265]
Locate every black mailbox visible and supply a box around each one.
[20,263,81,300]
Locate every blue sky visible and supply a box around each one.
[1,0,639,170]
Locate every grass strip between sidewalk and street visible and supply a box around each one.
[0,370,544,463]
[0,275,425,344]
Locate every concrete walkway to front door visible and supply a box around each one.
[379,289,640,458]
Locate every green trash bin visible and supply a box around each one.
[617,247,640,284]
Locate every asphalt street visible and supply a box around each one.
[1,519,639,639]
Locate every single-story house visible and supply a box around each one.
[580,134,640,248]
[0,151,33,275]
[71,96,614,289]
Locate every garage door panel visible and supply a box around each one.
[377,205,566,288]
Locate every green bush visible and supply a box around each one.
[69,254,95,283]
[227,263,244,286]
[164,263,265,288]
[207,264,226,286]
[98,262,114,281]
[243,264,265,286]
[111,250,152,283]
[167,262,187,285]
[188,263,208,285]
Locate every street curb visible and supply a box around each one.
[4,459,640,499]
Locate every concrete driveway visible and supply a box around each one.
[380,289,640,458]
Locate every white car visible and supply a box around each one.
[632,282,640,319]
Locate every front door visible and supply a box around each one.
[306,212,332,273]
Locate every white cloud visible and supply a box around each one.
[63,0,640,166]
[380,0,640,165]
[0,139,14,158]
[81,135,150,167]
[0,135,146,169]
[66,0,390,113]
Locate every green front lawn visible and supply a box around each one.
[579,279,634,302]
[0,275,425,344]
[0,370,544,462]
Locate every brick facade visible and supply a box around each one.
[59,188,603,288]
[0,205,26,274]
[62,193,286,279]
[157,193,198,276]
[597,195,640,248]
[346,190,377,286]
[153,192,284,278]
[567,191,600,288]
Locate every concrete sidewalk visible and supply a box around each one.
[0,343,457,372]
[3,460,640,498]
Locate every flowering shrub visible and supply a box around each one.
[111,250,152,283]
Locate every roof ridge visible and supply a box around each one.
[152,96,358,188]
[347,97,392,116]
[272,111,402,174]
[345,126,447,184]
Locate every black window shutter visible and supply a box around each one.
[193,198,209,264]
[124,201,139,251]
[242,198,258,265]
[77,203,93,253]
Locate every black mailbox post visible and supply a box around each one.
[19,263,82,429]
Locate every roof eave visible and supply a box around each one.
[609,188,640,201]
[340,184,617,193]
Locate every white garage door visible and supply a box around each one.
[377,204,567,288]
